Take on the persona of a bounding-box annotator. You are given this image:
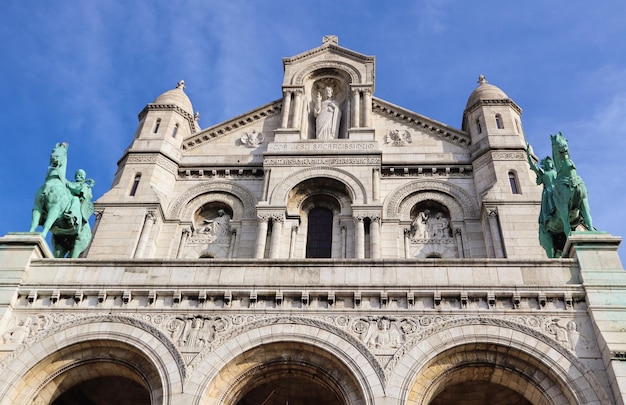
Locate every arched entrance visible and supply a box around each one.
[20,340,158,405]
[207,342,365,405]
[51,368,150,405]
[235,362,344,405]
[406,343,576,405]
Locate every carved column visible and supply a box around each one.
[228,229,237,258]
[262,169,271,202]
[404,228,411,258]
[255,215,269,259]
[363,89,372,127]
[292,89,304,129]
[487,209,505,258]
[454,228,464,258]
[176,227,190,258]
[134,211,156,258]
[352,89,361,128]
[289,226,298,258]
[341,225,347,259]
[354,215,365,259]
[370,215,381,259]
[372,168,380,202]
[269,215,284,259]
[280,90,292,128]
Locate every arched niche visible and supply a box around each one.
[385,180,478,221]
[302,68,352,139]
[167,181,257,220]
[270,166,366,206]
[408,200,457,259]
[287,177,352,217]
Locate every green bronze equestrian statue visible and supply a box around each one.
[526,132,594,257]
[29,142,95,258]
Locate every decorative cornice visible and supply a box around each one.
[373,98,470,146]
[283,43,375,65]
[182,101,281,150]
[464,98,523,116]
[138,103,197,133]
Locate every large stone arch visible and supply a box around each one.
[384,180,479,220]
[0,315,184,405]
[185,317,385,405]
[269,166,367,205]
[167,180,258,220]
[292,60,363,85]
[386,317,612,405]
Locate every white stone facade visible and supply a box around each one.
[0,37,625,404]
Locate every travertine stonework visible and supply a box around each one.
[1,36,625,405]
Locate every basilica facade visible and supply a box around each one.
[1,36,625,404]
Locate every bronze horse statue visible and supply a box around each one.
[29,142,93,258]
[528,133,593,257]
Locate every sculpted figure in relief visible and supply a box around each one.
[314,86,341,139]
[366,317,401,350]
[2,318,31,345]
[411,210,430,239]
[200,209,231,242]
[412,209,452,240]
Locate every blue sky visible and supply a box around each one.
[1,1,625,262]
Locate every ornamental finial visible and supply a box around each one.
[323,35,338,45]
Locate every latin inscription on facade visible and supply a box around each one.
[265,157,381,166]
[268,141,378,152]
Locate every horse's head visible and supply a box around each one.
[49,142,69,167]
[550,132,568,154]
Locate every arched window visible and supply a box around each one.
[130,173,141,196]
[153,118,161,134]
[495,114,504,129]
[172,123,178,138]
[508,171,520,194]
[475,118,482,134]
[306,207,333,258]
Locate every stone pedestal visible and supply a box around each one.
[0,233,51,341]
[565,231,626,405]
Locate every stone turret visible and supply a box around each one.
[91,81,198,258]
[463,75,542,258]
[462,75,525,157]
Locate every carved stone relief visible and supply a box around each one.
[184,206,233,259]
[1,312,596,376]
[383,129,412,146]
[240,130,264,147]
